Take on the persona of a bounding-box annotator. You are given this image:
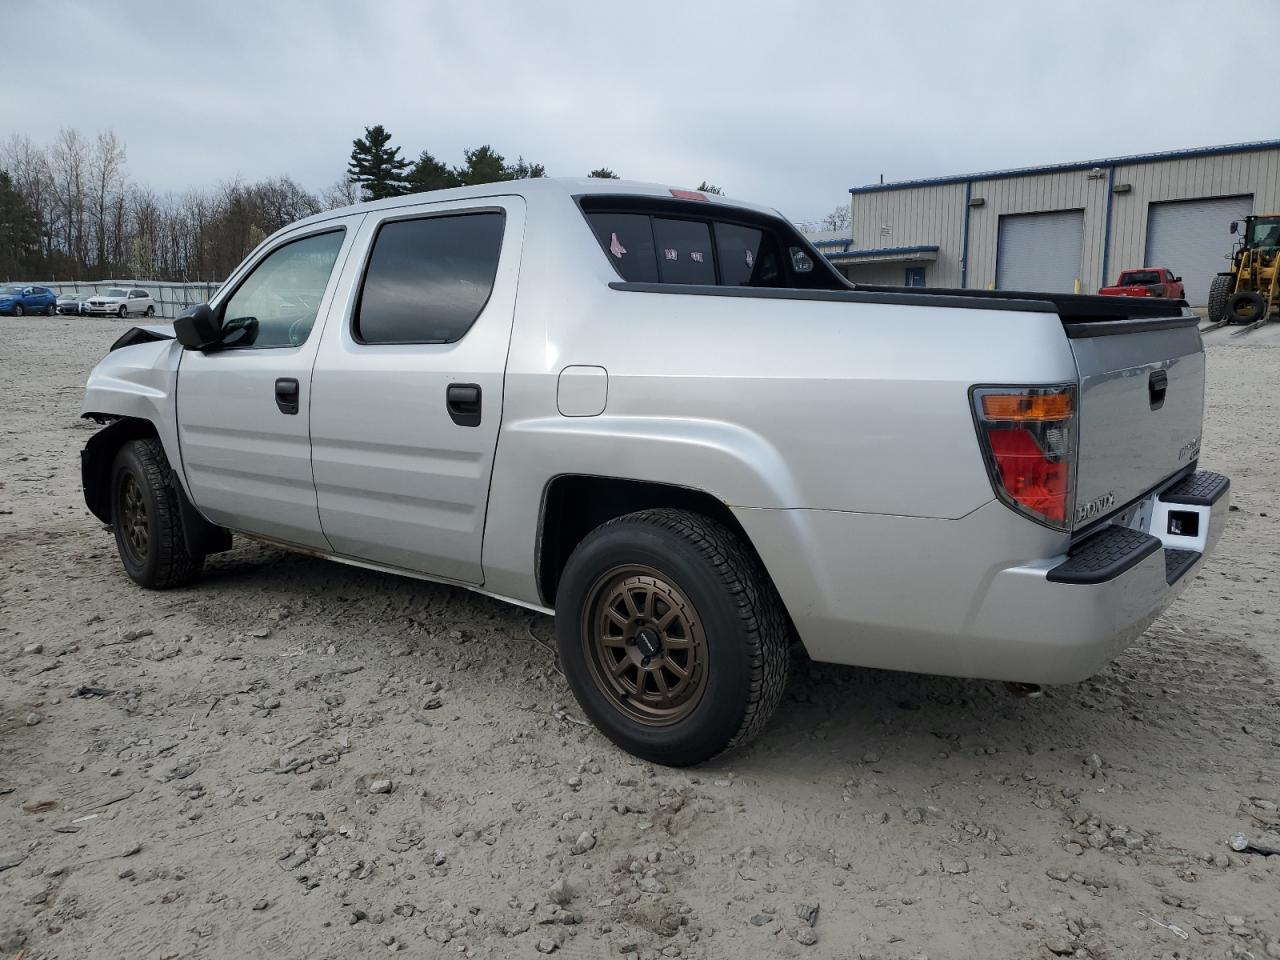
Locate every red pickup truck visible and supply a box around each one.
[1099,268,1185,300]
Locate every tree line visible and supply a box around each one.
[0,124,728,282]
[344,123,723,201]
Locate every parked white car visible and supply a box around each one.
[77,178,1228,765]
[85,287,155,318]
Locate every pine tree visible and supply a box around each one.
[0,170,42,278]
[506,157,546,180]
[589,168,619,179]
[452,145,509,186]
[405,151,458,193]
[347,125,410,201]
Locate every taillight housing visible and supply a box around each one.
[971,385,1077,530]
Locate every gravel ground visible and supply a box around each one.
[1,316,1278,960]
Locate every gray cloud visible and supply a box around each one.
[5,0,1273,223]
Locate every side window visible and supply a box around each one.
[651,218,715,285]
[586,212,659,282]
[220,230,345,349]
[714,222,781,287]
[354,211,505,345]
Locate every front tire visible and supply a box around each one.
[13,304,23,317]
[46,304,55,316]
[555,509,789,766]
[118,304,128,319]
[110,438,204,589]
[1207,274,1233,323]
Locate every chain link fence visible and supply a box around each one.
[37,280,222,320]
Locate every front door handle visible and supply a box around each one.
[275,378,300,415]
[446,382,482,427]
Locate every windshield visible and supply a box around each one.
[1246,218,1280,248]
[106,288,128,297]
[0,285,20,296]
[1119,270,1161,285]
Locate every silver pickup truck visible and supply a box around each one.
[79,178,1228,765]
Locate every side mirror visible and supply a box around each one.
[174,302,221,350]
[1173,276,1181,282]
[1230,221,1238,235]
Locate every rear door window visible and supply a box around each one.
[355,211,505,344]
[651,218,716,285]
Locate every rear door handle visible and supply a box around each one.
[446,382,482,427]
[275,377,300,415]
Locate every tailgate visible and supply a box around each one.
[1069,320,1205,529]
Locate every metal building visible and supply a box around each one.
[814,139,1280,306]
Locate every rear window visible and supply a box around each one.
[714,222,781,286]
[591,212,658,283]
[584,200,840,290]
[652,218,715,285]
[355,211,505,344]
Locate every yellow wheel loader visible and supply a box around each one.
[1207,214,1280,333]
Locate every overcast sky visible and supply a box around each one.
[5,0,1277,223]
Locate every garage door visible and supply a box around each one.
[1145,195,1252,306]
[996,210,1084,293]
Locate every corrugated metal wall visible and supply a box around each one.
[1107,150,1280,283]
[845,145,1280,303]
[967,170,1108,292]
[851,183,966,286]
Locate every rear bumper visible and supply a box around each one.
[735,470,1230,685]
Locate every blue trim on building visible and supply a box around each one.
[960,181,972,288]
[848,139,1280,195]
[827,244,940,261]
[1100,165,1116,288]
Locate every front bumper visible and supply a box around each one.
[85,305,125,315]
[735,470,1230,685]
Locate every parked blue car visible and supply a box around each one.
[0,284,58,316]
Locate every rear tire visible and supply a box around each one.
[555,508,789,766]
[1227,290,1267,325]
[1207,274,1233,323]
[145,305,155,317]
[110,438,204,589]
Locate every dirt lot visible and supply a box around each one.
[2,316,1278,960]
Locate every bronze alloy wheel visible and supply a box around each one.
[580,565,708,725]
[118,473,149,564]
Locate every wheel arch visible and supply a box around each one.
[535,474,782,614]
[81,415,230,555]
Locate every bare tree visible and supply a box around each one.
[2,135,55,261]
[321,176,360,210]
[822,204,851,232]
[88,130,127,271]
[50,128,90,268]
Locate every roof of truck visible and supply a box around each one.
[297,177,779,230]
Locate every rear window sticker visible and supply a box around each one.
[745,250,754,268]
[690,251,704,263]
[610,232,627,258]
[664,248,678,261]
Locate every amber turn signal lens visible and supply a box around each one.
[981,392,1073,422]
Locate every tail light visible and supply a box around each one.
[971,385,1077,529]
